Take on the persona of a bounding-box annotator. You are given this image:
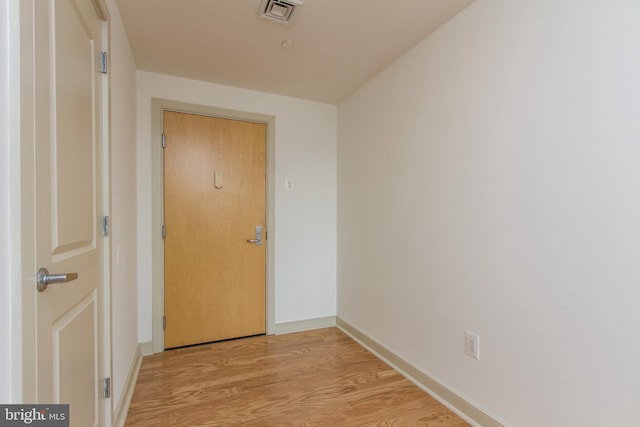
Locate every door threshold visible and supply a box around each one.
[164,333,267,351]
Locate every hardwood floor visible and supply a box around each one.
[125,327,469,426]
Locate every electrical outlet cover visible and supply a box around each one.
[465,331,480,360]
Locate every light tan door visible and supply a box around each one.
[163,111,266,349]
[29,0,108,425]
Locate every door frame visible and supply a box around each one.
[150,99,276,353]
[16,0,112,424]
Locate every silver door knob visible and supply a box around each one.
[37,267,78,292]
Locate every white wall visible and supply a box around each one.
[337,0,640,426]
[1,0,21,403]
[137,71,337,342]
[0,0,12,403]
[106,0,139,409]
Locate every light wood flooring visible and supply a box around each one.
[125,327,469,426]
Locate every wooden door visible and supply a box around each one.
[31,0,107,425]
[163,111,266,349]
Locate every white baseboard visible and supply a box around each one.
[336,317,504,427]
[113,344,145,427]
[140,340,153,356]
[272,315,336,334]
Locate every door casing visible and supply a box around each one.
[150,99,276,353]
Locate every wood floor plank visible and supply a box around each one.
[125,328,469,426]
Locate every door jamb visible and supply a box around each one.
[151,99,276,353]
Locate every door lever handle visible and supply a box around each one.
[37,267,78,292]
[246,226,263,246]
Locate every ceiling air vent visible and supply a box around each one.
[259,0,303,25]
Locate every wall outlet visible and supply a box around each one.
[465,331,480,360]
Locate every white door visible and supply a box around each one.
[26,0,109,425]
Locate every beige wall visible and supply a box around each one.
[106,0,139,409]
[2,0,22,403]
[338,0,640,425]
[0,0,13,403]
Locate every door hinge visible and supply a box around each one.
[162,225,166,240]
[162,315,166,330]
[103,377,111,399]
[162,132,166,148]
[101,216,110,237]
[99,51,108,74]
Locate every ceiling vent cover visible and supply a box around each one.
[259,0,303,25]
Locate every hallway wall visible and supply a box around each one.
[338,0,640,425]
[0,0,14,403]
[106,0,139,409]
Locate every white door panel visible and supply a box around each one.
[51,0,97,257]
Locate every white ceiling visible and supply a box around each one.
[116,0,474,104]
